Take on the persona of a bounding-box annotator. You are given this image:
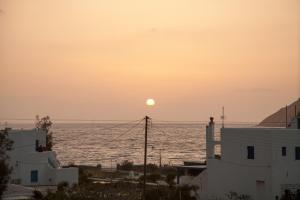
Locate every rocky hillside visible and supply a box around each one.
[259,98,300,127]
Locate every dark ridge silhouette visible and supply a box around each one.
[259,98,300,127]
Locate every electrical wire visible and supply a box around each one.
[85,119,145,163]
[109,118,144,143]
[7,118,144,150]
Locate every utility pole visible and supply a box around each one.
[159,148,162,168]
[110,159,112,171]
[221,106,225,128]
[143,116,150,200]
[110,159,113,183]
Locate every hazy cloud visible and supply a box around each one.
[234,88,275,93]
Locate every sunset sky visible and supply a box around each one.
[0,0,299,122]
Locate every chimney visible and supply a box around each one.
[206,117,215,159]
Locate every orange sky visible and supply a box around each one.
[0,0,299,122]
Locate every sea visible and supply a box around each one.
[4,121,256,168]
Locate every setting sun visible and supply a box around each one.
[146,99,155,106]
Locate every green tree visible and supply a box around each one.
[36,115,53,151]
[0,128,13,199]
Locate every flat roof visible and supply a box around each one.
[222,127,300,133]
[7,129,45,134]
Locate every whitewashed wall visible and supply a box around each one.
[6,129,78,186]
[205,127,300,200]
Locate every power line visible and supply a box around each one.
[0,117,261,124]
[109,119,144,143]
[152,118,260,124]
[9,118,145,150]
[98,124,145,165]
[91,119,144,132]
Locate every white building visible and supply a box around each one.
[179,117,300,200]
[6,128,78,186]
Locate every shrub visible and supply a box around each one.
[139,173,162,183]
[147,163,159,173]
[32,190,43,199]
[0,129,13,198]
[39,182,197,200]
[117,160,134,171]
[57,181,69,191]
[96,164,102,169]
[166,173,176,187]
[79,167,90,185]
[65,162,76,168]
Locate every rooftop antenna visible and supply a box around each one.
[285,105,288,128]
[221,106,225,128]
[35,115,40,129]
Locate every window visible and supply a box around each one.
[282,147,287,156]
[295,147,300,160]
[30,170,38,183]
[35,140,39,151]
[247,146,255,159]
